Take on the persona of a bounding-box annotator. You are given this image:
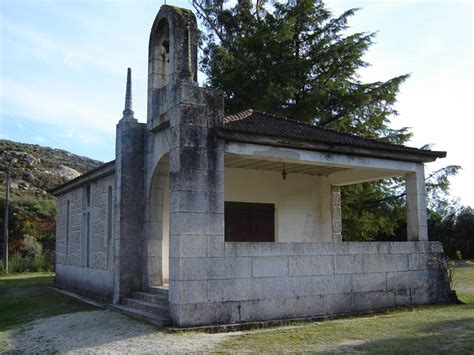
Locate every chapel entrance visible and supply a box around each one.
[144,153,169,288]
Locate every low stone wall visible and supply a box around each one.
[169,241,451,326]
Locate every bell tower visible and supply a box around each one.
[143,5,226,326]
[147,5,198,129]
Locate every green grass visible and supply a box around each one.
[217,266,474,353]
[454,261,474,296]
[2,264,474,353]
[0,273,94,331]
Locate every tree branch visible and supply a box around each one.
[191,0,230,49]
[358,165,460,206]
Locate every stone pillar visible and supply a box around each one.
[113,118,145,303]
[113,69,146,303]
[168,85,225,326]
[331,186,342,242]
[405,164,428,241]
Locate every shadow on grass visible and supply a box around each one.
[328,317,474,354]
[0,274,94,331]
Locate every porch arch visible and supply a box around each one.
[143,152,169,288]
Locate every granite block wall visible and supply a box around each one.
[113,118,146,302]
[168,84,226,326]
[55,174,115,300]
[170,241,451,326]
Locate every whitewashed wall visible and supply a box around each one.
[224,167,333,242]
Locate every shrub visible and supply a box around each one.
[7,253,53,273]
[23,235,43,257]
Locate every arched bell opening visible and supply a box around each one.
[149,18,171,90]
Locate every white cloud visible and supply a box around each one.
[1,78,116,134]
[419,38,443,54]
[0,15,138,77]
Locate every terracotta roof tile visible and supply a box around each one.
[222,110,445,158]
[223,109,254,123]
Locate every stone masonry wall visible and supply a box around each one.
[168,84,226,326]
[55,174,115,300]
[113,118,146,302]
[169,241,451,326]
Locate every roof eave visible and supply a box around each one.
[217,128,446,163]
[49,160,116,196]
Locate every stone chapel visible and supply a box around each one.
[52,5,452,327]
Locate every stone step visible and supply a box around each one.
[123,298,169,317]
[148,286,169,297]
[110,304,171,327]
[132,291,167,304]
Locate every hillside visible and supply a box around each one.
[0,140,103,273]
[0,139,103,195]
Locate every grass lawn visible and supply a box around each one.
[0,273,94,331]
[216,264,474,353]
[1,264,474,353]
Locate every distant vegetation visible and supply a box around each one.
[353,193,474,259]
[429,205,474,259]
[0,140,102,273]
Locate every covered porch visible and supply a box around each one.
[223,140,429,244]
[138,105,449,327]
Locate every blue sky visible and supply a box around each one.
[0,0,472,206]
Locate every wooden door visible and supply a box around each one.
[225,202,275,242]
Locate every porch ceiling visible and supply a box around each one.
[224,153,347,176]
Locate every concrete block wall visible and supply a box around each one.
[170,241,451,326]
[55,174,115,300]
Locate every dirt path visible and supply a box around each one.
[0,310,235,353]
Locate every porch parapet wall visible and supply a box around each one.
[170,241,451,327]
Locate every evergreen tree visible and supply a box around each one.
[194,0,410,141]
[193,0,458,240]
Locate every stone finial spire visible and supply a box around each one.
[122,67,135,120]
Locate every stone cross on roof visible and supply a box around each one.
[122,67,135,120]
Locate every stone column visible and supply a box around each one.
[405,163,428,241]
[113,118,145,303]
[331,186,342,242]
[168,85,225,326]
